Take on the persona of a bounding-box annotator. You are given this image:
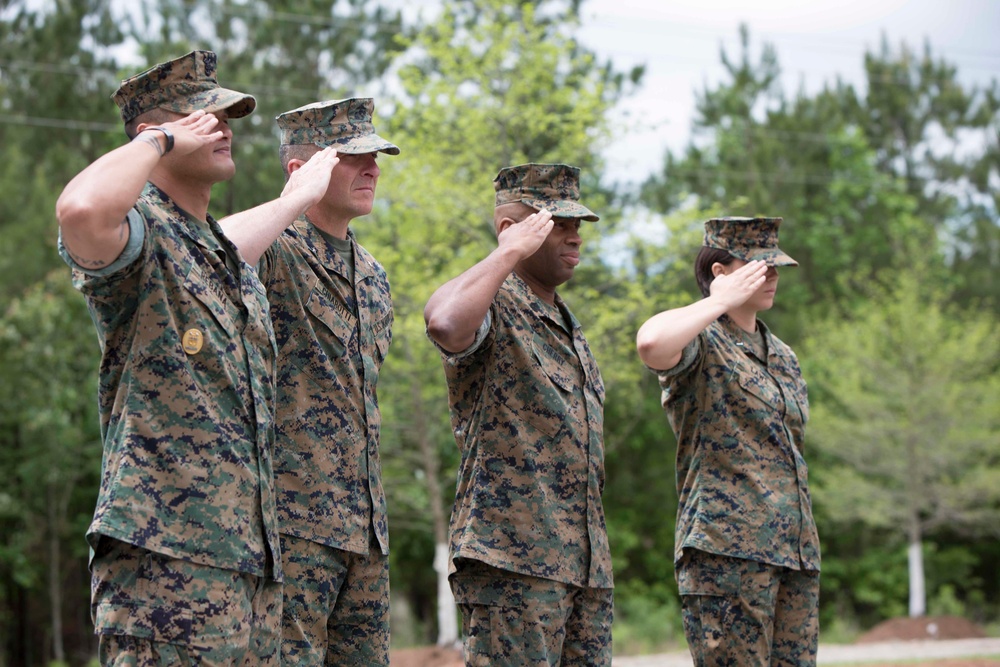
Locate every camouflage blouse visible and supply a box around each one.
[61,183,281,579]
[656,314,821,571]
[437,273,613,589]
[258,220,392,556]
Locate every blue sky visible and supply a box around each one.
[575,0,1000,185]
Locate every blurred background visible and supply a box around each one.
[0,0,997,665]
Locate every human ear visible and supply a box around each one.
[496,216,518,234]
[711,262,727,278]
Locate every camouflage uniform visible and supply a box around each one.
[262,99,398,666]
[59,51,282,665]
[435,164,614,666]
[655,217,821,666]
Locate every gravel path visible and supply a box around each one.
[612,638,1000,666]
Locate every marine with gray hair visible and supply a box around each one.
[220,97,398,665]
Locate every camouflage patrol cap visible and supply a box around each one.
[113,50,255,124]
[494,163,599,221]
[703,217,798,266]
[276,98,400,155]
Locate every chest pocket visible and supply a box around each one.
[769,349,810,429]
[168,258,241,385]
[531,334,577,394]
[296,284,356,378]
[730,359,783,412]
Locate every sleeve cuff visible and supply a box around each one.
[58,208,145,277]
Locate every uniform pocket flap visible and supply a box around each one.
[677,559,741,597]
[94,599,193,645]
[451,576,524,607]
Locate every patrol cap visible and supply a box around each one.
[275,98,400,155]
[493,163,599,221]
[703,217,798,266]
[113,50,255,124]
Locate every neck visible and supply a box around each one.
[727,305,758,333]
[305,204,351,240]
[514,268,557,305]
[149,171,213,221]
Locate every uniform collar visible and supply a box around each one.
[508,272,578,334]
[294,219,373,283]
[718,313,771,359]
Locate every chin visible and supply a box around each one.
[213,163,237,183]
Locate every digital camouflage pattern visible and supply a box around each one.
[92,537,282,666]
[435,273,613,589]
[494,163,600,221]
[279,534,390,666]
[258,221,392,556]
[113,50,255,124]
[276,98,400,155]
[655,314,821,571]
[703,217,798,267]
[451,559,613,667]
[677,550,820,666]
[59,183,282,580]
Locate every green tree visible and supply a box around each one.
[801,270,1000,618]
[859,38,999,308]
[0,0,125,299]
[0,272,102,664]
[638,27,999,337]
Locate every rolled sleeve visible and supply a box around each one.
[58,208,145,277]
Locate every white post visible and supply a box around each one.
[908,538,926,618]
[434,541,459,645]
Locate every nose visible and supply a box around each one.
[766,266,778,279]
[362,153,380,177]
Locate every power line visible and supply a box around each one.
[0,114,119,133]
[0,114,990,191]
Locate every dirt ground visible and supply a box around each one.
[388,615,998,666]
[390,645,463,667]
[849,615,996,667]
[856,615,988,643]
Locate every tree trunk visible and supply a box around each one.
[907,515,926,618]
[47,483,65,663]
[403,339,458,645]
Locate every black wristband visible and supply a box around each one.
[144,126,174,154]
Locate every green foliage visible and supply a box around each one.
[639,27,998,336]
[612,579,685,656]
[0,0,125,299]
[0,272,102,664]
[802,270,1000,540]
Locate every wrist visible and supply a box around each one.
[138,126,174,155]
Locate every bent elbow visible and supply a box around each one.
[56,194,99,231]
[635,328,660,365]
[425,315,453,347]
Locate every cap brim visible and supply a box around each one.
[180,88,257,119]
[743,247,798,267]
[317,133,400,156]
[522,197,599,222]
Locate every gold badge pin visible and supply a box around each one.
[182,328,204,355]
